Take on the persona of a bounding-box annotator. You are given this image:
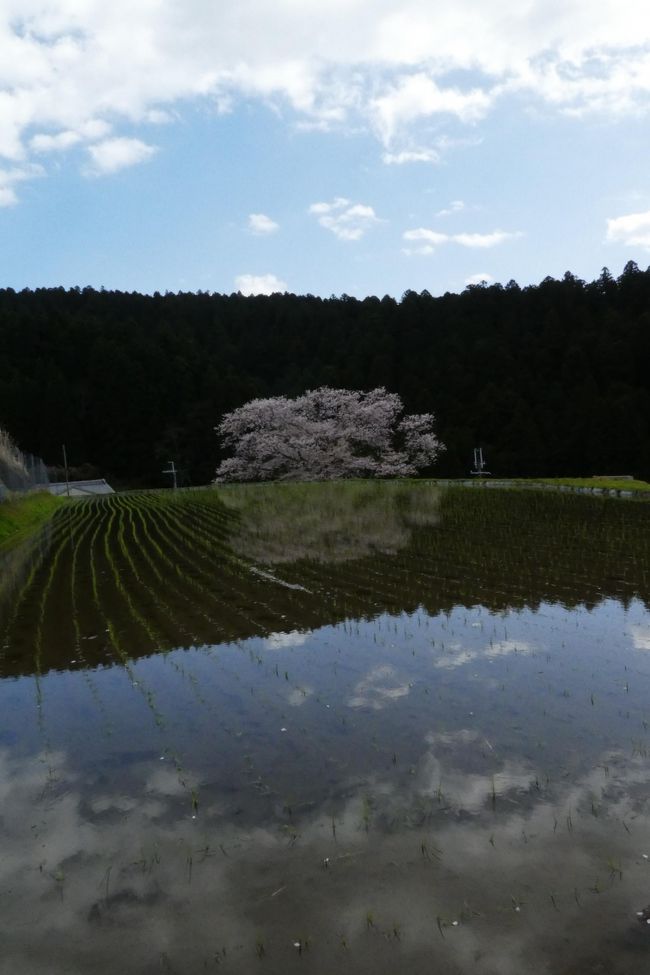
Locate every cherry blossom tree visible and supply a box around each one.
[214,387,443,482]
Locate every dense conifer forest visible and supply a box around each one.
[2,261,649,486]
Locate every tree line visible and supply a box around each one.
[1,262,649,486]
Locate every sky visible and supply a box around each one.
[1,0,650,298]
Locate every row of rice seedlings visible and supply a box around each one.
[0,500,90,660]
[117,497,195,638]
[208,482,512,618]
[114,505,357,819]
[123,498,294,732]
[89,501,211,810]
[66,500,118,733]
[28,503,98,791]
[0,507,72,620]
[113,483,650,660]
[126,493,261,645]
[120,492,257,641]
[350,492,585,612]
[156,489,392,626]
[442,489,650,605]
[31,502,97,679]
[163,491,236,544]
[167,494,321,621]
[205,484,548,624]
[75,495,243,810]
[369,486,647,612]
[101,495,168,649]
[66,497,169,734]
[134,493,301,636]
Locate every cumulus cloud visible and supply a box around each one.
[606,209,650,249]
[403,226,522,254]
[30,119,111,154]
[371,73,494,144]
[234,273,288,295]
[310,197,381,240]
[86,137,157,176]
[30,130,81,153]
[248,212,279,235]
[0,2,648,198]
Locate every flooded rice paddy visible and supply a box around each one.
[2,482,650,974]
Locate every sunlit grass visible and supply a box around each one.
[0,491,65,548]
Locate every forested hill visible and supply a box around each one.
[2,263,650,486]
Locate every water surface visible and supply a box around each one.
[2,483,650,974]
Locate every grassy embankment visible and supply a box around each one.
[0,492,66,549]
[515,477,650,492]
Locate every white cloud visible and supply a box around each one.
[265,629,309,649]
[383,147,440,165]
[248,212,279,235]
[371,73,494,144]
[1,2,650,192]
[629,624,650,650]
[434,638,532,669]
[436,200,465,217]
[31,119,112,154]
[234,273,288,295]
[454,230,522,248]
[146,109,174,125]
[606,210,650,249]
[0,163,43,207]
[486,639,531,658]
[0,186,17,207]
[348,664,410,710]
[403,228,449,247]
[465,272,495,285]
[403,226,522,254]
[30,130,81,153]
[309,197,381,241]
[86,137,157,176]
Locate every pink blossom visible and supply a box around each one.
[215,387,444,481]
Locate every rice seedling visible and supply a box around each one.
[606,857,623,881]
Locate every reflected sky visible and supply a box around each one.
[2,485,650,973]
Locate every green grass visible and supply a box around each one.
[0,492,67,548]
[433,476,650,493]
[515,478,650,492]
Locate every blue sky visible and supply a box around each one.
[1,1,650,298]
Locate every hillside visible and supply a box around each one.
[1,262,649,485]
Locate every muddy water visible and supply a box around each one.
[2,483,650,974]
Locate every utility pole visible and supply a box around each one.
[62,444,70,497]
[163,460,178,490]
